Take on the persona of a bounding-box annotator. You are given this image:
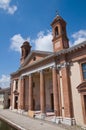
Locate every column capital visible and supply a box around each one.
[61,62,70,68]
[39,69,44,74]
[51,65,57,69]
[28,73,32,76]
[19,76,24,80]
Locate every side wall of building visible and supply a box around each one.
[70,62,84,126]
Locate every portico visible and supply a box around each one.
[11,57,75,125]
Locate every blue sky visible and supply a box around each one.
[0,0,86,88]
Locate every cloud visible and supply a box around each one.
[0,74,10,88]
[10,34,30,52]
[10,31,53,53]
[10,34,25,52]
[71,30,86,46]
[0,0,17,14]
[33,31,53,52]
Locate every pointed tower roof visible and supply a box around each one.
[21,41,31,48]
[51,14,66,27]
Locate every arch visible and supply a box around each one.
[77,81,86,93]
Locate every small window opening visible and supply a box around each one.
[33,56,36,61]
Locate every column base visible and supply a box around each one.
[18,109,24,114]
[81,126,86,130]
[28,110,35,118]
[60,117,76,125]
[51,116,76,125]
[9,106,12,110]
[51,116,62,124]
[35,113,46,120]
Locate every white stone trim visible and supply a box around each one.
[51,116,76,125]
[21,62,55,77]
[60,117,76,125]
[35,113,46,120]
[57,62,70,69]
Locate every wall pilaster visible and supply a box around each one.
[61,63,74,118]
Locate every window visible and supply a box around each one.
[25,50,29,57]
[15,80,18,90]
[55,27,59,37]
[82,63,86,80]
[33,56,36,61]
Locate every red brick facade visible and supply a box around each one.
[10,15,86,127]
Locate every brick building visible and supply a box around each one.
[10,14,86,127]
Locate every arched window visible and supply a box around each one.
[55,27,59,37]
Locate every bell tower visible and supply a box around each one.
[51,14,69,52]
[20,41,31,65]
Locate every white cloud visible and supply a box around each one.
[0,74,10,88]
[0,0,17,14]
[34,31,53,52]
[71,30,86,46]
[10,34,30,52]
[10,31,53,53]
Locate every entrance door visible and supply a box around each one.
[51,93,54,112]
[14,96,18,109]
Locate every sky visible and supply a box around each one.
[0,0,86,88]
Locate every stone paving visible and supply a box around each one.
[0,109,84,130]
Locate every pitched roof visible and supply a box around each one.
[20,50,53,67]
[11,40,86,76]
[56,40,86,56]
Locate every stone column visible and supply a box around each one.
[52,67,60,117]
[19,77,25,110]
[13,80,16,109]
[40,70,46,117]
[28,74,33,110]
[61,64,74,118]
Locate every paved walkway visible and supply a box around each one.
[0,109,83,130]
